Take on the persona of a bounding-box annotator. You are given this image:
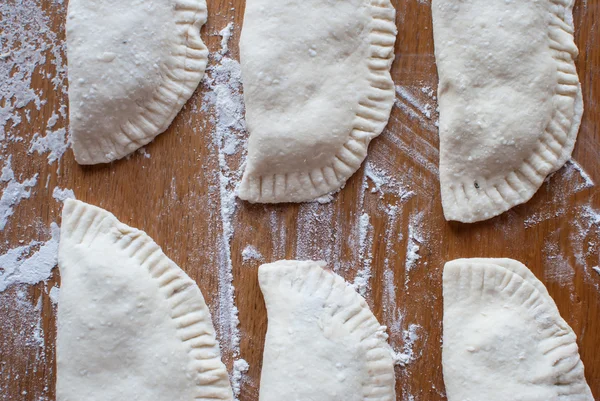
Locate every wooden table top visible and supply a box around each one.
[0,0,598,400]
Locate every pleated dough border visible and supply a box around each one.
[238,0,397,203]
[59,199,234,400]
[70,0,209,164]
[442,0,582,222]
[443,259,593,400]
[259,260,396,400]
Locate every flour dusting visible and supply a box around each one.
[0,289,53,399]
[202,24,247,357]
[52,186,75,202]
[29,127,68,164]
[365,161,415,201]
[0,0,68,158]
[569,160,595,190]
[242,245,263,263]
[0,222,59,292]
[353,212,373,296]
[202,24,253,395]
[231,358,250,400]
[396,86,433,120]
[392,324,421,367]
[382,268,403,334]
[405,212,425,276]
[219,22,234,56]
[0,156,38,230]
[49,285,60,305]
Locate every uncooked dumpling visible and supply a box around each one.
[258,260,396,401]
[443,258,594,401]
[57,199,233,401]
[67,0,208,164]
[433,0,583,222]
[238,0,397,203]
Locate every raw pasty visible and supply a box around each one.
[238,0,397,203]
[258,260,396,401]
[67,0,208,164]
[443,258,594,401]
[56,199,233,401]
[433,0,583,222]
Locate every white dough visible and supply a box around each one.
[57,199,233,401]
[238,0,397,203]
[443,258,594,401]
[67,0,208,164]
[258,260,396,401]
[432,0,583,223]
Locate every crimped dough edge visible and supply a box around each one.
[72,0,209,165]
[238,0,397,203]
[443,258,594,400]
[60,199,234,400]
[442,0,583,223]
[259,260,396,401]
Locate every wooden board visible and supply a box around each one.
[0,0,599,400]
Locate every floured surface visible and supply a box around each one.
[0,1,599,400]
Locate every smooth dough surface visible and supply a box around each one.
[238,0,397,203]
[57,199,233,401]
[432,0,583,223]
[443,258,594,401]
[67,0,208,164]
[258,260,396,401]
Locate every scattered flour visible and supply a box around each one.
[365,161,415,201]
[392,324,421,367]
[219,22,234,56]
[202,24,247,358]
[137,147,151,159]
[0,0,68,152]
[231,358,250,400]
[405,212,425,275]
[29,127,69,164]
[395,86,436,120]
[0,156,38,230]
[241,245,263,263]
[569,159,595,191]
[382,268,403,334]
[314,193,335,204]
[49,285,60,305]
[353,213,373,296]
[0,222,59,292]
[0,289,53,399]
[52,186,75,202]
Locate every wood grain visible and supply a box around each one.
[0,0,599,400]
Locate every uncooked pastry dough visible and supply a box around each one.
[57,199,233,401]
[258,260,396,401]
[443,258,594,401]
[432,0,583,223]
[238,0,397,203]
[67,0,208,164]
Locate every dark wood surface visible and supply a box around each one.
[0,0,598,400]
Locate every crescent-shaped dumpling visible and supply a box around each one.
[56,199,233,401]
[433,0,582,222]
[443,258,594,401]
[67,0,208,164]
[258,260,396,401]
[238,0,397,203]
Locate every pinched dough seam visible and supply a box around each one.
[77,0,209,164]
[239,0,397,203]
[62,200,234,401]
[260,261,396,401]
[444,0,582,223]
[444,261,592,399]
